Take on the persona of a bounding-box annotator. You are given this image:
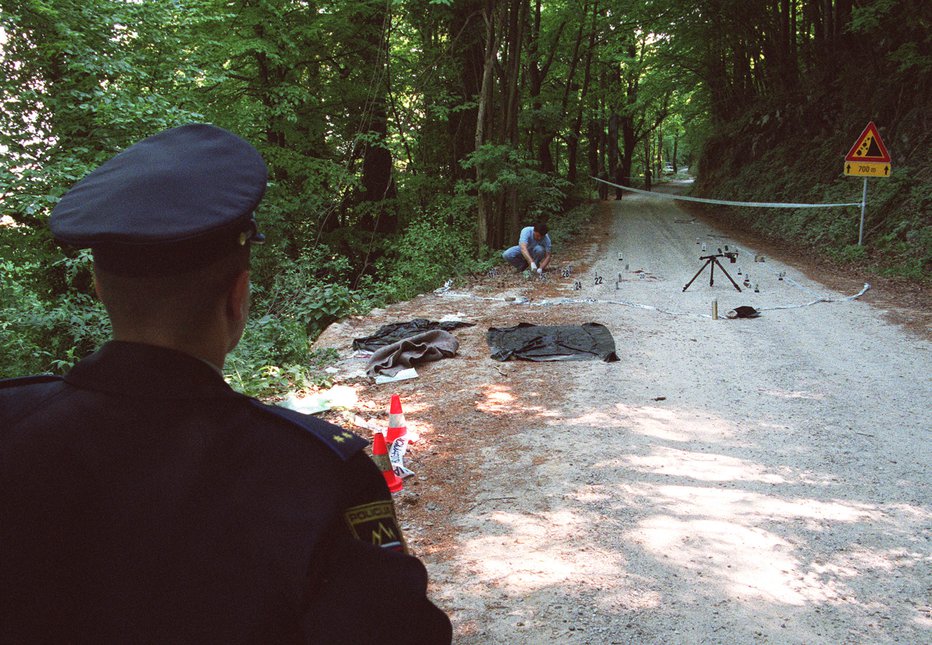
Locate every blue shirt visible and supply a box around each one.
[519,226,551,253]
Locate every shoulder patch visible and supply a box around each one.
[345,500,407,553]
[248,399,367,461]
[0,374,63,389]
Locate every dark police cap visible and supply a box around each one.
[50,124,267,275]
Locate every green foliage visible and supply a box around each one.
[362,193,486,303]
[3,0,926,396]
[224,314,311,398]
[0,253,109,378]
[696,116,930,281]
[547,203,596,247]
[461,144,570,219]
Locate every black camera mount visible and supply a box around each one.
[682,246,742,293]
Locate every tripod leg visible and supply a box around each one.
[682,259,711,292]
[709,258,715,286]
[715,258,742,292]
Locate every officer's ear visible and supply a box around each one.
[226,269,251,324]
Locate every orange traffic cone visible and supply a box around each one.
[386,394,407,444]
[385,394,416,480]
[371,431,403,493]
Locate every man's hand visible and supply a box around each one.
[536,267,543,275]
[530,262,537,271]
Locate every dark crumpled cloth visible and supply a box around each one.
[486,322,619,362]
[726,306,761,319]
[366,330,460,376]
[353,319,475,352]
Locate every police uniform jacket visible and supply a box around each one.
[0,341,452,643]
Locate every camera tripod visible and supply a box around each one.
[682,252,742,292]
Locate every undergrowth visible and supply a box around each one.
[695,110,930,282]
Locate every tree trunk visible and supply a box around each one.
[501,0,527,241]
[475,0,498,248]
[568,0,598,185]
[449,0,484,185]
[643,136,652,191]
[358,1,397,237]
[672,132,679,173]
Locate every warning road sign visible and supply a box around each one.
[844,122,891,177]
[845,161,890,177]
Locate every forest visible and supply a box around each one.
[1,0,929,391]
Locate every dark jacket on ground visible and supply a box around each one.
[0,341,451,644]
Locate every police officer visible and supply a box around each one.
[0,124,451,643]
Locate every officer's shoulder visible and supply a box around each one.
[246,399,368,461]
[0,374,63,390]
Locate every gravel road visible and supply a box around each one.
[316,189,930,643]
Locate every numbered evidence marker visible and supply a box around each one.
[573,280,582,291]
[561,267,571,278]
[594,275,603,286]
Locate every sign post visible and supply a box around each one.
[844,122,892,245]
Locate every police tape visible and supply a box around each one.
[435,283,870,317]
[592,177,863,209]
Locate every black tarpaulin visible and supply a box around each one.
[352,319,475,352]
[486,323,620,362]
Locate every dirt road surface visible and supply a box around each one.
[313,187,931,644]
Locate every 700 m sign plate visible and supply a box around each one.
[844,161,891,177]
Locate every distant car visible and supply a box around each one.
[663,163,674,173]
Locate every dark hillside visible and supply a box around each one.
[691,1,930,281]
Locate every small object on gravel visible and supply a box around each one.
[726,306,760,319]
[653,396,667,401]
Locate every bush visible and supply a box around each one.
[362,193,488,302]
[0,253,110,378]
[460,143,570,221]
[223,246,371,397]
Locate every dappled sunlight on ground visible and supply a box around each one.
[543,399,930,622]
[476,384,518,414]
[475,382,552,418]
[458,508,626,594]
[634,515,835,605]
[568,403,736,443]
[759,387,827,400]
[648,484,882,525]
[620,446,788,483]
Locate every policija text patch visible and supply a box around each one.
[344,501,406,553]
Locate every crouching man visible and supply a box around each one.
[502,223,552,274]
